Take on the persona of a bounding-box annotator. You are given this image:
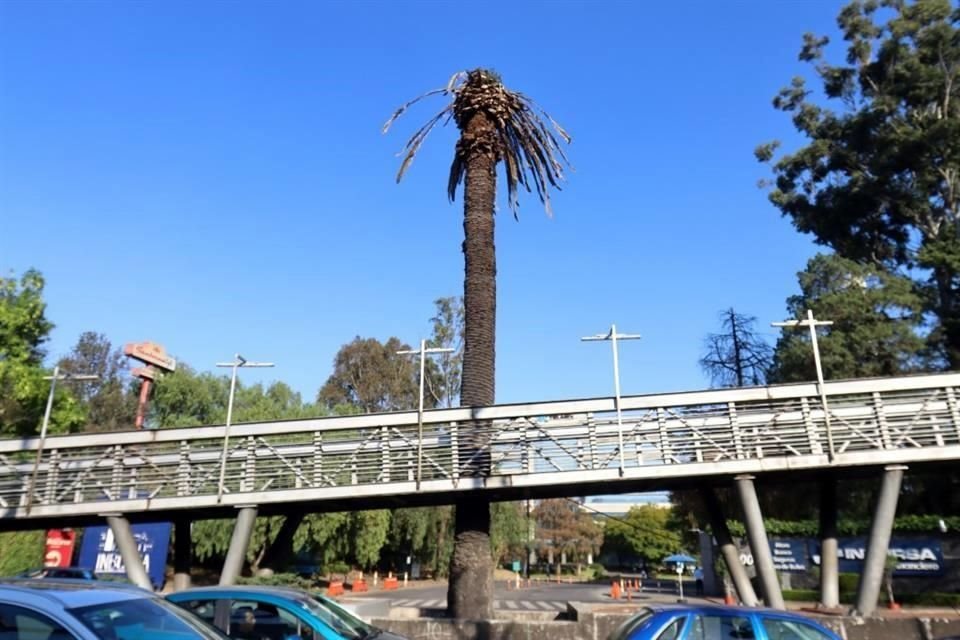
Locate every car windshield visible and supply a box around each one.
[302,594,375,639]
[70,596,229,640]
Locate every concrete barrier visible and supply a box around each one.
[371,602,960,640]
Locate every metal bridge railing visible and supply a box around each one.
[1,373,959,519]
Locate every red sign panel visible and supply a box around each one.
[124,342,176,372]
[44,529,76,568]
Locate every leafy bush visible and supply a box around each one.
[726,515,959,537]
[237,573,313,589]
[838,573,859,593]
[0,532,45,576]
[782,590,960,607]
[323,561,350,577]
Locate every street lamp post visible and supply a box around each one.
[215,354,274,501]
[26,366,99,513]
[582,324,641,476]
[397,340,453,489]
[772,309,835,460]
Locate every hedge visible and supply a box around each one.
[782,589,960,607]
[726,515,960,538]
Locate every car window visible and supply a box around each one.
[607,608,655,640]
[180,600,218,624]
[655,617,686,640]
[0,604,77,640]
[70,596,227,640]
[688,615,756,640]
[761,618,834,640]
[228,599,313,640]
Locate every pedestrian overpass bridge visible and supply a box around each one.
[2,372,959,530]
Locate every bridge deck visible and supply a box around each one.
[1,373,959,529]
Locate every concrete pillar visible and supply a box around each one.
[700,487,759,606]
[173,517,192,591]
[819,477,839,608]
[105,515,152,590]
[853,466,905,617]
[256,512,303,577]
[220,506,257,585]
[734,475,784,610]
[698,530,718,596]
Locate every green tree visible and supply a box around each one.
[534,499,602,572]
[58,332,137,432]
[386,68,572,618]
[757,0,960,366]
[769,254,925,381]
[317,337,421,413]
[600,505,682,568]
[0,531,45,575]
[0,269,84,436]
[426,297,464,408]
[700,309,773,387]
[490,502,527,567]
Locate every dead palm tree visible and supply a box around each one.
[385,69,571,619]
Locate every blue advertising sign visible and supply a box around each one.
[810,537,944,576]
[77,523,171,588]
[770,539,808,572]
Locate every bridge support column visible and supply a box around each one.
[819,478,839,609]
[256,513,303,577]
[173,517,192,591]
[105,515,152,590]
[735,475,784,609]
[220,506,257,585]
[700,487,759,606]
[853,465,905,617]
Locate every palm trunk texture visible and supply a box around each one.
[447,111,497,620]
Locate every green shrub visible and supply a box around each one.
[0,532,45,576]
[782,590,960,607]
[237,573,313,589]
[323,561,350,577]
[838,573,859,593]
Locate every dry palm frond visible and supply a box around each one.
[384,69,572,219]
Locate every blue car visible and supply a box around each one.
[608,604,842,640]
[167,586,409,640]
[0,579,227,640]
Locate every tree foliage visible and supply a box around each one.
[317,337,424,413]
[770,253,926,381]
[490,502,527,566]
[758,0,960,365]
[0,269,84,436]
[0,531,45,575]
[700,309,773,387]
[534,499,603,564]
[600,505,682,567]
[426,297,464,408]
[58,332,137,432]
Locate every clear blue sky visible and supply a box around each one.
[0,0,843,404]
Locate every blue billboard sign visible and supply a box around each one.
[77,523,171,588]
[770,539,808,572]
[810,537,944,576]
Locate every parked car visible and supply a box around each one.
[608,604,842,640]
[167,585,410,640]
[18,567,99,581]
[0,579,228,639]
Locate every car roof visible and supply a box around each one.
[169,586,312,600]
[644,603,815,618]
[0,580,153,609]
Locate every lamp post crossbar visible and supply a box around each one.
[215,355,274,501]
[772,309,835,461]
[582,324,641,476]
[26,366,99,513]
[397,340,454,489]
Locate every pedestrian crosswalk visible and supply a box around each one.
[390,599,568,611]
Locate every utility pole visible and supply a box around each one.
[581,324,641,476]
[26,366,98,513]
[215,354,274,502]
[772,309,835,460]
[397,340,453,489]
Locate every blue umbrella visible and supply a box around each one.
[663,553,696,564]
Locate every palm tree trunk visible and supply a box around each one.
[447,110,497,620]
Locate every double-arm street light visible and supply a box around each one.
[216,354,274,501]
[772,309,835,461]
[26,366,99,513]
[582,324,641,476]
[397,340,454,489]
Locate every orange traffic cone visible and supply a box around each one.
[611,581,621,600]
[724,592,736,605]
